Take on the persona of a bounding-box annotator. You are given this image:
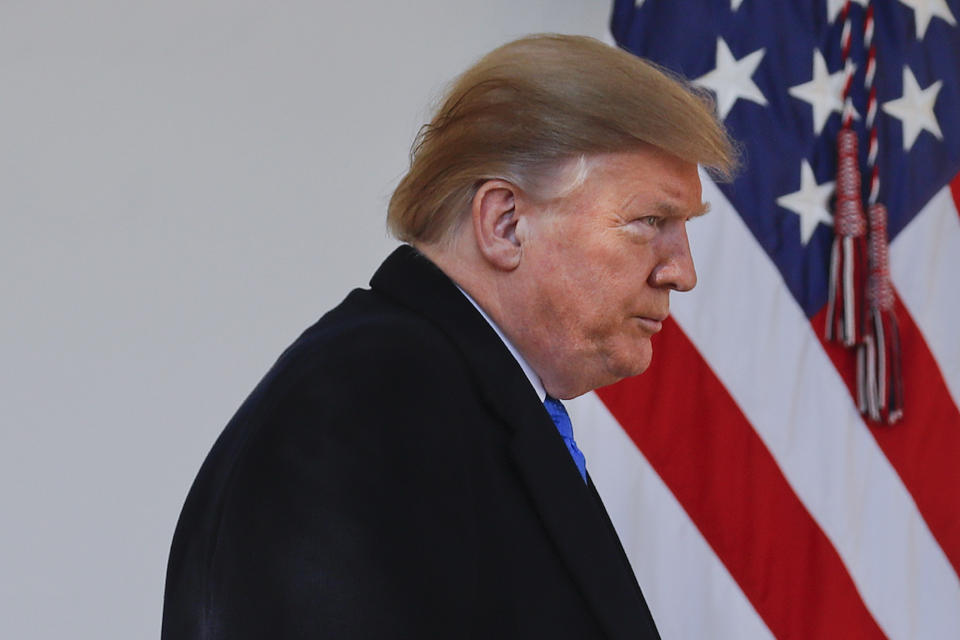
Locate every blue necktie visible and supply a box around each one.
[543,396,587,483]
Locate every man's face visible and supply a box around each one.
[507,147,705,399]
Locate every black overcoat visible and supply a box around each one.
[161,245,661,639]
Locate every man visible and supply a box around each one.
[162,34,736,639]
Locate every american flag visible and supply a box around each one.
[568,1,960,637]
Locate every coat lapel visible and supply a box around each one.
[371,245,659,639]
[508,417,660,640]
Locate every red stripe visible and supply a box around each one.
[951,174,960,220]
[814,295,960,578]
[597,318,885,640]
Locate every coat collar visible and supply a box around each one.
[370,245,660,640]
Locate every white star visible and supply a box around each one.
[897,0,957,39]
[776,161,835,246]
[882,66,943,151]
[788,50,855,135]
[695,38,767,120]
[826,0,869,23]
[731,0,746,10]
[635,0,645,6]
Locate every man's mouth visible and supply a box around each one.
[635,316,665,334]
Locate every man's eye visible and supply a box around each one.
[641,216,661,227]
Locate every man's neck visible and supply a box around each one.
[455,285,546,402]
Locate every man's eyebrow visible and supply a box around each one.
[654,201,711,218]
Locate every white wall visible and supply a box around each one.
[0,2,611,637]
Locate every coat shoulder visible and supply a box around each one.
[162,286,488,639]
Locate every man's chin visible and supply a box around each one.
[604,348,653,386]
[628,341,654,375]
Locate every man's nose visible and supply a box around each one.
[648,224,697,292]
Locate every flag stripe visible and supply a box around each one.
[569,393,775,640]
[597,319,885,639]
[882,179,960,584]
[669,176,960,639]
[951,175,960,220]
[891,181,960,414]
[814,295,960,582]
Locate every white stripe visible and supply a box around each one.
[890,185,960,412]
[567,393,774,640]
[661,174,960,639]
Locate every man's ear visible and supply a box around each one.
[471,179,522,271]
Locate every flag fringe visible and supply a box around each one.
[861,203,904,424]
[826,129,868,346]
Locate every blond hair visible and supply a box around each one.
[388,34,738,244]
